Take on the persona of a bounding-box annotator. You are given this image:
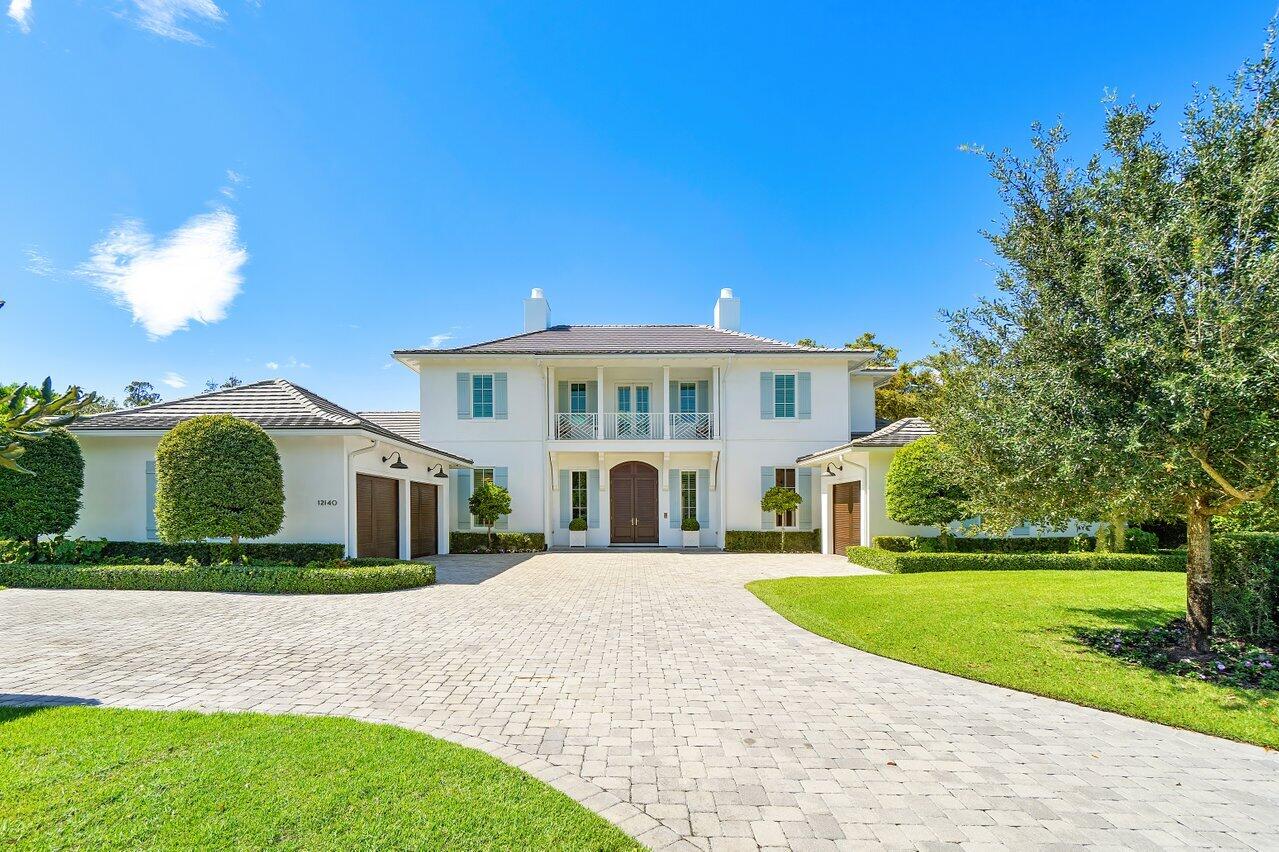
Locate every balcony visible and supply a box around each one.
[552,411,716,440]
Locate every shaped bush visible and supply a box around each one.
[155,415,284,544]
[0,428,84,548]
[884,435,966,530]
[468,479,512,551]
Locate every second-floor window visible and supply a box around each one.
[571,470,588,520]
[569,382,588,414]
[472,374,494,419]
[681,470,697,519]
[773,373,796,419]
[774,467,797,527]
[679,382,697,414]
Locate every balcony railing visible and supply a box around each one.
[552,412,715,440]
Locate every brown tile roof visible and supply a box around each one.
[71,380,469,464]
[396,325,871,356]
[357,410,421,443]
[795,417,936,463]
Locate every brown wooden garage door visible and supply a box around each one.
[831,481,861,554]
[357,473,399,559]
[410,481,438,558]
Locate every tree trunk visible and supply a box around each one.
[780,529,786,552]
[487,524,493,553]
[1185,508,1213,653]
[1108,515,1127,552]
[231,534,240,546]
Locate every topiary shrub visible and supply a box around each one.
[468,479,512,552]
[155,415,284,544]
[568,516,588,532]
[884,436,967,530]
[681,517,700,532]
[760,486,803,551]
[0,428,84,550]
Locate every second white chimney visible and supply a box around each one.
[523,287,550,332]
[713,287,740,331]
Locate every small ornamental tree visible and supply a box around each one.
[884,435,967,532]
[0,428,84,550]
[761,485,803,551]
[155,415,284,545]
[469,478,511,552]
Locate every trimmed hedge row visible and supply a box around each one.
[871,535,1086,554]
[94,541,347,566]
[0,560,435,594]
[449,532,546,554]
[847,547,1186,574]
[1214,533,1279,642]
[725,530,822,553]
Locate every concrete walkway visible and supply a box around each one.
[2,551,1277,850]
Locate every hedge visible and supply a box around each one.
[871,535,1088,554]
[1213,533,1279,642]
[847,546,1186,574]
[449,531,546,554]
[90,541,347,566]
[725,530,822,553]
[0,560,435,594]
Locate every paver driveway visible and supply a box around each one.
[3,551,1278,850]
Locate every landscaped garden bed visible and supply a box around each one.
[1079,619,1278,690]
[0,559,435,594]
[0,706,639,850]
[747,569,1279,748]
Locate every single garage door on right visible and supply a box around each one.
[831,481,861,554]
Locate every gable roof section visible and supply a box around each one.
[395,325,871,356]
[795,417,936,464]
[357,410,421,443]
[71,380,469,464]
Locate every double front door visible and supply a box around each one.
[610,461,659,544]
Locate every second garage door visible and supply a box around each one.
[357,473,399,559]
[831,481,861,554]
[410,481,438,558]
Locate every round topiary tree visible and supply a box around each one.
[469,478,512,552]
[885,435,967,534]
[0,428,84,550]
[761,484,803,552]
[155,415,284,545]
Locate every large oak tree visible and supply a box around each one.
[931,40,1279,651]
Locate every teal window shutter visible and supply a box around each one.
[494,373,508,420]
[586,381,597,413]
[798,372,812,419]
[456,373,472,419]
[696,469,709,527]
[559,470,571,529]
[493,467,509,529]
[696,380,709,413]
[668,381,678,415]
[669,468,680,528]
[760,372,774,419]
[797,467,813,529]
[557,381,569,413]
[455,468,472,529]
[145,460,158,540]
[760,466,775,528]
[587,469,600,528]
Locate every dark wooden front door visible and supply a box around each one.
[831,481,861,553]
[357,473,399,559]
[410,481,438,558]
[610,461,659,544]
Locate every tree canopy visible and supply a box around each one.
[0,428,84,546]
[761,484,803,550]
[884,435,966,530]
[931,38,1279,648]
[469,479,511,551]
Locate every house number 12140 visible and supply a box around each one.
[316,499,339,507]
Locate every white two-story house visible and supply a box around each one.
[393,288,932,553]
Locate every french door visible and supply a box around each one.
[615,385,652,438]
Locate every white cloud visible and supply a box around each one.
[162,371,187,389]
[24,247,54,276]
[265,360,279,370]
[265,356,309,371]
[220,168,245,199]
[79,208,248,339]
[129,0,225,44]
[7,0,31,33]
[427,332,454,349]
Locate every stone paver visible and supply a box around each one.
[2,551,1278,850]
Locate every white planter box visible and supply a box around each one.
[682,530,700,548]
[569,529,587,548]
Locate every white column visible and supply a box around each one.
[439,472,450,554]
[712,365,721,438]
[661,365,671,438]
[546,365,556,438]
[596,365,604,439]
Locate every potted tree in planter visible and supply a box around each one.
[761,485,803,552]
[469,478,512,553]
[681,516,700,548]
[568,515,588,548]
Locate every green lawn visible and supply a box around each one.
[747,570,1279,749]
[0,707,639,851]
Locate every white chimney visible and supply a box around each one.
[523,287,550,332]
[713,287,740,331]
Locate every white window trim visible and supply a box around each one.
[472,373,495,419]
[773,371,797,420]
[570,470,589,520]
[680,470,697,520]
[569,381,589,414]
[613,383,653,413]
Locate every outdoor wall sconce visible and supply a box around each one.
[383,452,409,470]
[824,462,843,477]
[427,463,449,479]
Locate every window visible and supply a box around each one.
[569,382,588,414]
[774,467,797,527]
[472,374,494,418]
[474,467,495,486]
[773,373,796,419]
[681,470,697,520]
[679,382,697,414]
[571,471,588,520]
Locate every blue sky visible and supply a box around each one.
[3,2,1274,410]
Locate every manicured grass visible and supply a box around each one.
[747,570,1279,749]
[0,707,639,850]
[0,561,435,594]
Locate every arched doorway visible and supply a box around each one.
[610,461,659,544]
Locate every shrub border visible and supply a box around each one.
[0,561,435,595]
[847,546,1186,574]
[449,531,547,554]
[725,530,822,553]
